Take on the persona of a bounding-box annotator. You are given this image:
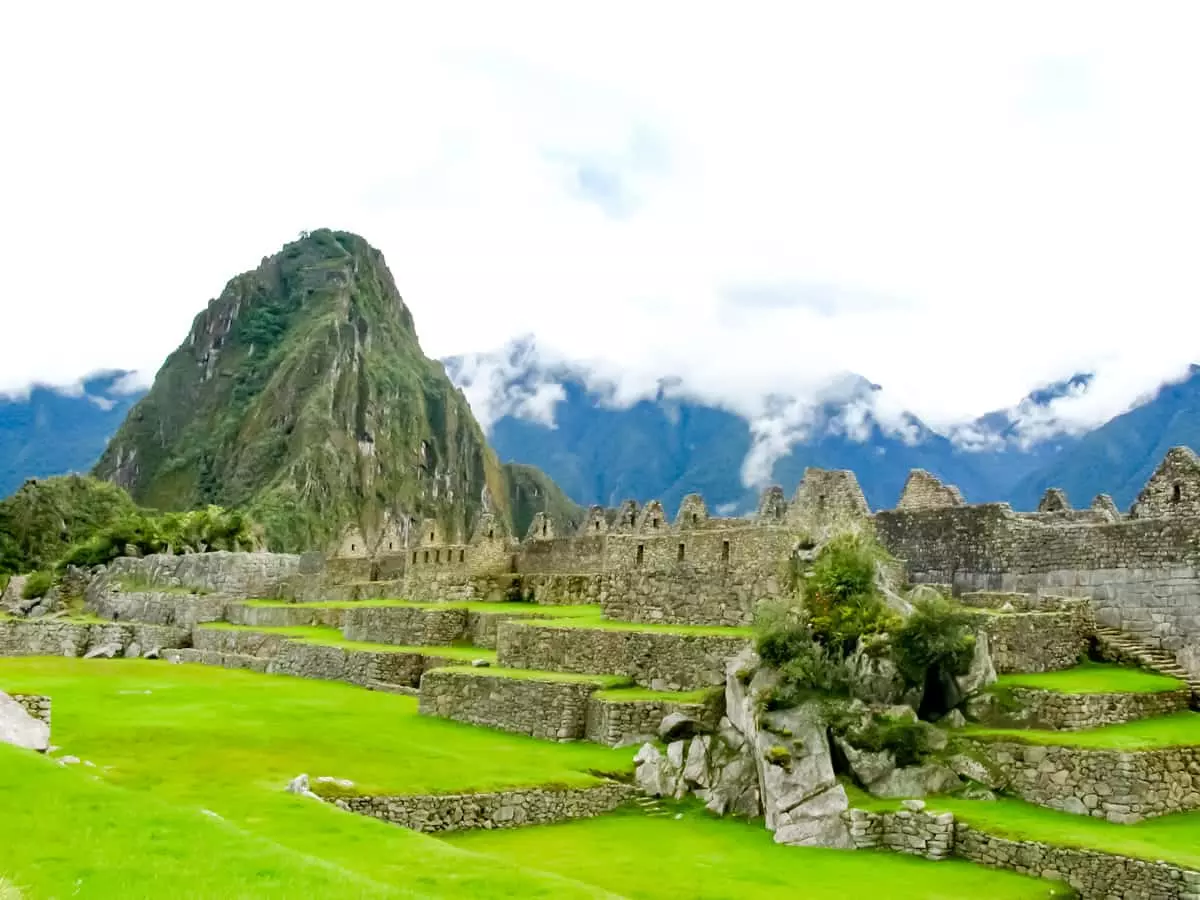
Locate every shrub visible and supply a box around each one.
[802,533,900,654]
[754,597,812,668]
[21,571,54,600]
[831,710,931,768]
[890,596,978,687]
[59,505,256,571]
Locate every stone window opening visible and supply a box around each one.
[435,549,440,563]
[542,522,548,537]
[652,517,660,529]
[636,544,644,566]
[412,551,418,565]
[388,542,393,551]
[594,521,601,531]
[458,549,465,563]
[816,494,826,511]
[350,544,356,552]
[487,528,494,539]
[429,531,435,541]
[423,550,429,563]
[677,542,685,562]
[1173,483,1182,503]
[722,540,730,564]
[691,513,698,525]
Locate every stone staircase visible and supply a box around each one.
[1094,626,1200,709]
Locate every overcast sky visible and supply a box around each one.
[3,2,1199,442]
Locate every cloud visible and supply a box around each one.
[2,0,1200,461]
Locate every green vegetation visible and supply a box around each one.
[996,662,1184,695]
[890,594,977,687]
[19,570,52,600]
[242,598,600,618]
[940,795,1200,872]
[966,711,1200,749]
[802,532,900,653]
[428,665,634,687]
[829,707,934,767]
[504,462,586,538]
[92,229,515,552]
[61,505,255,569]
[446,799,1059,899]
[535,610,753,638]
[592,686,718,703]
[0,475,137,573]
[194,623,498,660]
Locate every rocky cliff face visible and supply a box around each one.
[94,229,511,551]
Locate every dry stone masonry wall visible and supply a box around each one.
[340,783,633,833]
[584,692,722,747]
[983,685,1192,730]
[418,669,602,741]
[978,605,1093,674]
[968,739,1200,822]
[496,620,753,691]
[9,694,51,729]
[844,806,954,860]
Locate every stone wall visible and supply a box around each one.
[418,669,602,741]
[342,606,466,646]
[10,694,51,729]
[955,823,1200,900]
[584,692,722,747]
[225,603,346,629]
[979,607,1093,673]
[896,470,965,512]
[100,552,301,599]
[0,620,188,658]
[844,806,954,860]
[968,739,1200,822]
[340,782,633,833]
[89,590,229,629]
[496,620,753,691]
[982,685,1192,730]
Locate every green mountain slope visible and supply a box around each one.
[94,230,511,551]
[503,462,586,537]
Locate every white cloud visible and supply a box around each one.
[2,0,1199,454]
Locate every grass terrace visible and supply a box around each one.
[592,686,720,703]
[446,799,1059,899]
[995,662,1185,694]
[194,622,497,661]
[427,665,634,688]
[243,598,603,617]
[964,711,1200,749]
[938,795,1200,872]
[526,610,754,638]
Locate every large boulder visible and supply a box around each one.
[866,763,961,799]
[952,630,997,699]
[0,692,50,752]
[847,638,919,708]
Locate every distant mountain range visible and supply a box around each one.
[0,372,144,497]
[6,336,1200,523]
[444,339,1200,516]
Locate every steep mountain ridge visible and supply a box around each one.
[94,230,511,551]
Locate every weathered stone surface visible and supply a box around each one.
[342,783,633,833]
[976,684,1192,731]
[0,620,188,659]
[867,763,962,799]
[968,738,1200,822]
[585,694,720,747]
[0,691,49,752]
[419,670,601,741]
[497,620,752,691]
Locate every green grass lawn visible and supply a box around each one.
[996,662,1184,694]
[965,711,1200,749]
[592,686,717,703]
[0,743,609,900]
[243,599,603,617]
[445,800,1061,899]
[521,611,754,638]
[196,623,498,660]
[429,665,633,688]
[938,795,1200,871]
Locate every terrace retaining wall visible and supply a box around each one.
[496,620,752,691]
[339,782,633,833]
[981,685,1192,730]
[0,620,188,657]
[418,669,602,741]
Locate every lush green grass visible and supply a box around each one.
[939,795,1200,871]
[525,610,754,638]
[996,662,1184,694]
[196,623,497,660]
[0,733,607,899]
[965,711,1200,749]
[0,659,631,796]
[592,686,717,703]
[429,665,634,688]
[445,799,1060,899]
[243,598,601,618]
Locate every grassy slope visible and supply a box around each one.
[0,743,611,900]
[195,622,497,659]
[965,711,1200,749]
[242,599,601,617]
[940,796,1200,871]
[996,662,1184,694]
[446,800,1057,900]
